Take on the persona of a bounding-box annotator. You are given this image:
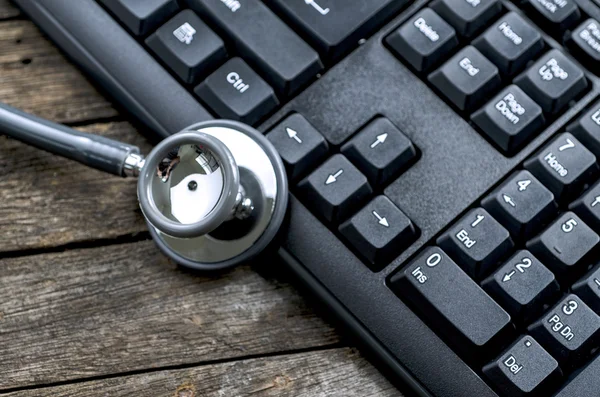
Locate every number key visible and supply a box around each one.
[527,212,599,282]
[483,170,557,240]
[437,208,514,279]
[483,250,560,323]
[524,133,598,203]
[528,294,600,368]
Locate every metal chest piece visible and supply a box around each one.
[137,120,288,271]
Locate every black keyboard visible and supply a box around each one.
[14,0,600,395]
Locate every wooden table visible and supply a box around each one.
[0,2,402,396]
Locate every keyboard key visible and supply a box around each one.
[391,247,513,359]
[428,46,501,112]
[341,118,417,187]
[483,336,561,396]
[472,85,545,154]
[524,133,598,202]
[526,0,581,33]
[567,19,600,72]
[339,196,416,269]
[386,8,459,73]
[431,0,502,38]
[482,170,557,240]
[195,58,279,125]
[569,180,600,231]
[99,0,179,36]
[437,208,514,279]
[515,50,588,115]
[298,154,372,223]
[267,114,329,181]
[472,12,545,77]
[264,0,408,61]
[573,264,600,315]
[570,101,600,158]
[188,0,323,97]
[528,294,600,367]
[483,250,560,322]
[146,10,226,84]
[555,353,600,396]
[527,212,599,281]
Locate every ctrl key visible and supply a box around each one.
[390,247,513,359]
[483,336,561,396]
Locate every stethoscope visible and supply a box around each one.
[0,103,288,272]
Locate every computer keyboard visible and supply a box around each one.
[13,0,600,396]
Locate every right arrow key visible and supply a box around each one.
[339,195,416,270]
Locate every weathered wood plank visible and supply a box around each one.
[0,20,116,123]
[0,0,20,20]
[0,122,152,252]
[4,348,401,397]
[0,241,339,390]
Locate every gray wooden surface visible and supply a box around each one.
[0,4,402,396]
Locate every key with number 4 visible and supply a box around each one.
[483,170,557,241]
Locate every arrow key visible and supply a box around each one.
[341,118,417,187]
[340,195,416,270]
[267,113,329,181]
[298,154,372,223]
[482,170,557,241]
[483,250,560,323]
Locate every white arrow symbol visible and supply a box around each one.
[325,169,343,185]
[285,127,302,144]
[595,278,600,289]
[502,270,516,282]
[370,133,388,149]
[503,194,516,207]
[592,196,600,207]
[372,211,389,227]
[305,0,330,15]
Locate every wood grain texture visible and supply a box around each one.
[0,241,339,390]
[0,0,20,20]
[0,20,116,123]
[0,122,151,252]
[4,348,401,397]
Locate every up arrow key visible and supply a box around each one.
[370,133,388,149]
[286,127,302,144]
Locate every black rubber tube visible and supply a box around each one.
[0,102,140,176]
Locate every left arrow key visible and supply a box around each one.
[298,154,372,224]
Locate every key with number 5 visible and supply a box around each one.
[527,212,599,282]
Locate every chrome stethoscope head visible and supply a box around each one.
[136,120,288,271]
[0,101,288,272]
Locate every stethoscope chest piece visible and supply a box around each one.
[137,120,288,272]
